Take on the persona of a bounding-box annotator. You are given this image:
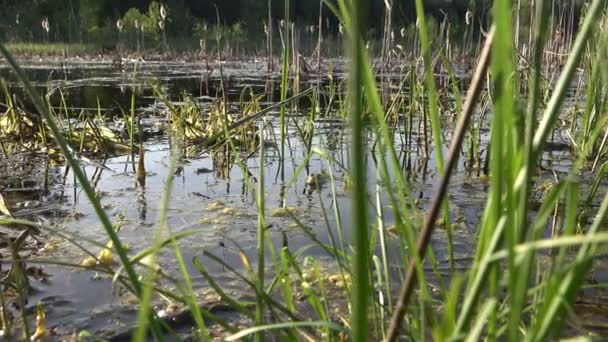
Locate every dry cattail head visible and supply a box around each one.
[465,10,473,26]
[383,0,392,10]
[41,17,50,33]
[160,4,167,21]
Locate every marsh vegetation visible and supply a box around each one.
[1,0,608,341]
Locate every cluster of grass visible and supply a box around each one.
[4,43,97,56]
[1,0,608,341]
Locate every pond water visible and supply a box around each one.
[1,58,607,339]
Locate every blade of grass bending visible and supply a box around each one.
[202,251,305,323]
[191,88,313,149]
[452,174,566,337]
[225,321,347,341]
[529,188,608,341]
[191,257,253,317]
[167,233,210,340]
[385,26,495,342]
[464,299,497,342]
[0,44,142,295]
[487,232,608,263]
[452,215,506,339]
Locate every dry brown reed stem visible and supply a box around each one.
[385,25,496,342]
[316,0,322,73]
[267,0,273,72]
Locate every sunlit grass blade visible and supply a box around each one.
[225,321,347,341]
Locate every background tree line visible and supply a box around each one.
[0,0,584,51]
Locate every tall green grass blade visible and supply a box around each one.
[340,0,370,340]
[255,120,267,342]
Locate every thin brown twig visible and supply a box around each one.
[385,25,496,342]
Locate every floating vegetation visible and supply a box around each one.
[270,206,296,218]
[30,304,49,342]
[205,201,226,212]
[80,241,115,268]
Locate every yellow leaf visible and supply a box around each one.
[139,254,160,271]
[80,256,97,268]
[30,303,49,341]
[0,193,12,217]
[239,251,251,272]
[97,248,113,266]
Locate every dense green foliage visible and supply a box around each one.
[0,0,587,53]
[0,0,488,45]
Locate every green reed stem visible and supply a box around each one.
[414,0,453,271]
[255,120,266,342]
[279,0,290,162]
[511,0,548,340]
[414,0,444,173]
[344,0,370,340]
[130,91,136,152]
